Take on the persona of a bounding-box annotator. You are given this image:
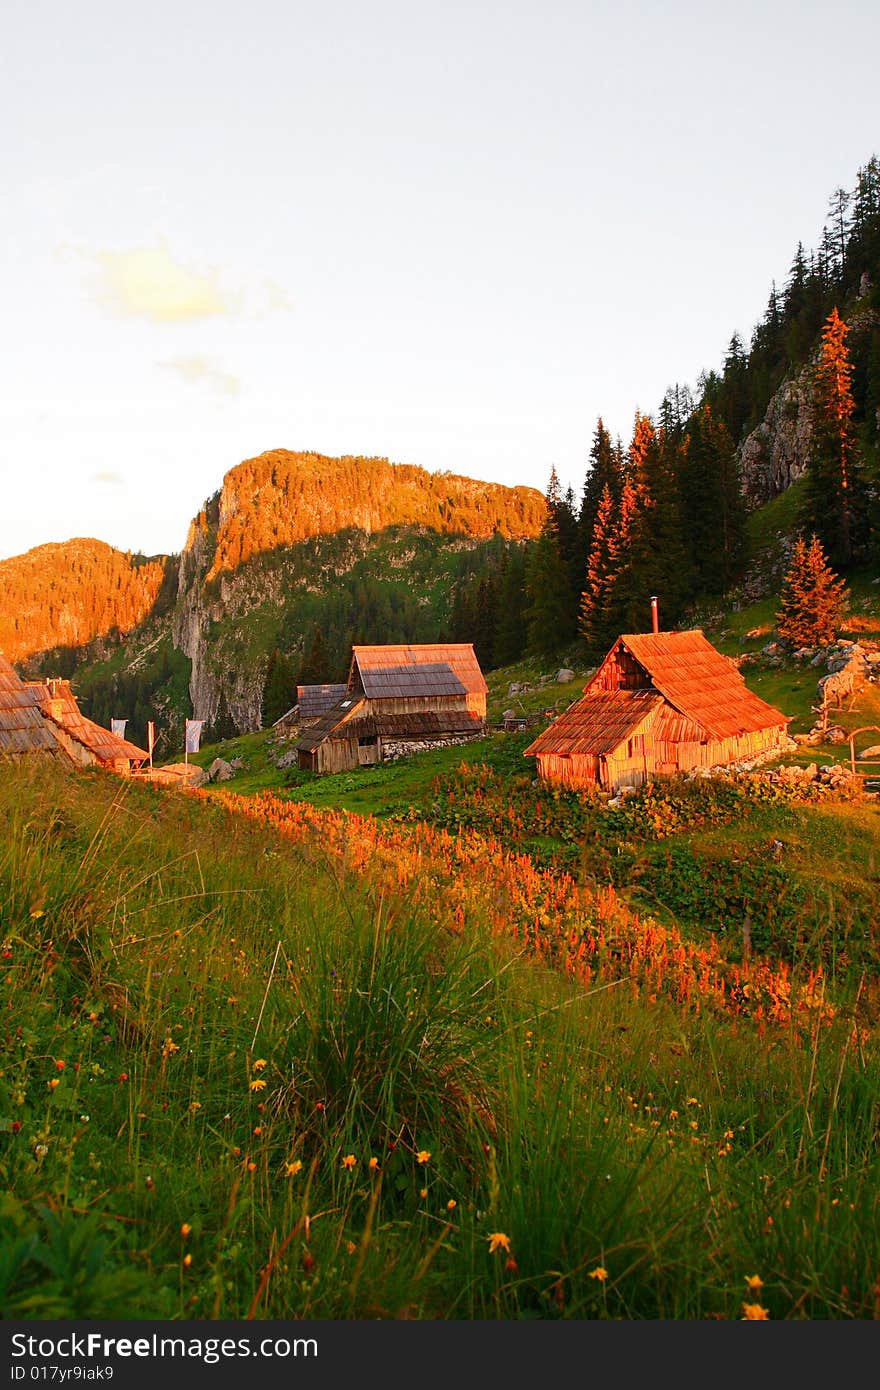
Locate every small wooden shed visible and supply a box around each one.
[525,630,790,793]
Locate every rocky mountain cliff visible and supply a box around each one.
[737,293,880,508]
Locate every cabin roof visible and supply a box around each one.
[612,630,789,739]
[0,653,65,756]
[350,643,487,697]
[295,696,367,752]
[297,684,347,718]
[524,689,662,757]
[26,679,149,762]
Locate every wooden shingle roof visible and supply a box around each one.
[295,696,366,752]
[0,653,66,756]
[614,631,788,740]
[350,644,487,697]
[27,680,148,763]
[297,684,347,718]
[524,689,661,757]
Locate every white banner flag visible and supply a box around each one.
[147,721,155,754]
[185,719,204,754]
[111,719,127,738]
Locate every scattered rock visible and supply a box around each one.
[556,668,575,684]
[274,749,299,769]
[207,757,235,782]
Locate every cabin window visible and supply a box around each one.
[628,734,645,758]
[358,735,377,747]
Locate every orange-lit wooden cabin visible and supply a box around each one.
[525,630,790,793]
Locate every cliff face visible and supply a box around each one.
[738,303,880,507]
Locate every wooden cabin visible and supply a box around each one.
[525,630,790,793]
[26,678,148,774]
[296,643,487,772]
[0,652,69,761]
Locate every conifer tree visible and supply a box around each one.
[494,547,528,667]
[680,405,748,594]
[579,419,622,563]
[776,535,848,647]
[297,625,331,686]
[802,308,869,567]
[578,483,619,655]
[210,686,239,741]
[619,414,689,632]
[262,647,296,725]
[524,469,575,658]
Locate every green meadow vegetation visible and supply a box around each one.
[2,752,880,1321]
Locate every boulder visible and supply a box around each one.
[556,668,575,684]
[207,757,235,782]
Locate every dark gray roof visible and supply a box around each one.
[358,661,467,700]
[297,684,347,718]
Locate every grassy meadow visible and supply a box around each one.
[2,748,880,1321]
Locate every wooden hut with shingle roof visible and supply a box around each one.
[525,630,790,793]
[26,678,149,774]
[0,653,69,761]
[297,643,487,773]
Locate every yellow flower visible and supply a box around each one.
[180,1223,192,1238]
[417,1150,431,1165]
[589,1266,608,1282]
[487,1232,511,1254]
[368,1156,379,1171]
[341,1153,357,1170]
[446,1199,457,1211]
[285,1160,303,1177]
[252,1058,267,1071]
[249,1079,267,1092]
[741,1302,769,1319]
[419,1187,428,1199]
[745,1274,764,1293]
[182,1253,192,1269]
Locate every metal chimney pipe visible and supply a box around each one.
[650,596,659,633]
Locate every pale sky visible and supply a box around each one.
[2,0,879,562]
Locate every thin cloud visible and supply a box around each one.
[88,242,234,322]
[160,354,240,395]
[70,240,294,323]
[90,470,124,485]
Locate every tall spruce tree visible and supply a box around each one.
[494,546,528,667]
[619,414,689,632]
[776,535,848,647]
[579,419,622,563]
[262,647,296,725]
[802,307,869,567]
[578,483,619,656]
[524,468,576,658]
[680,405,748,594]
[297,625,332,686]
